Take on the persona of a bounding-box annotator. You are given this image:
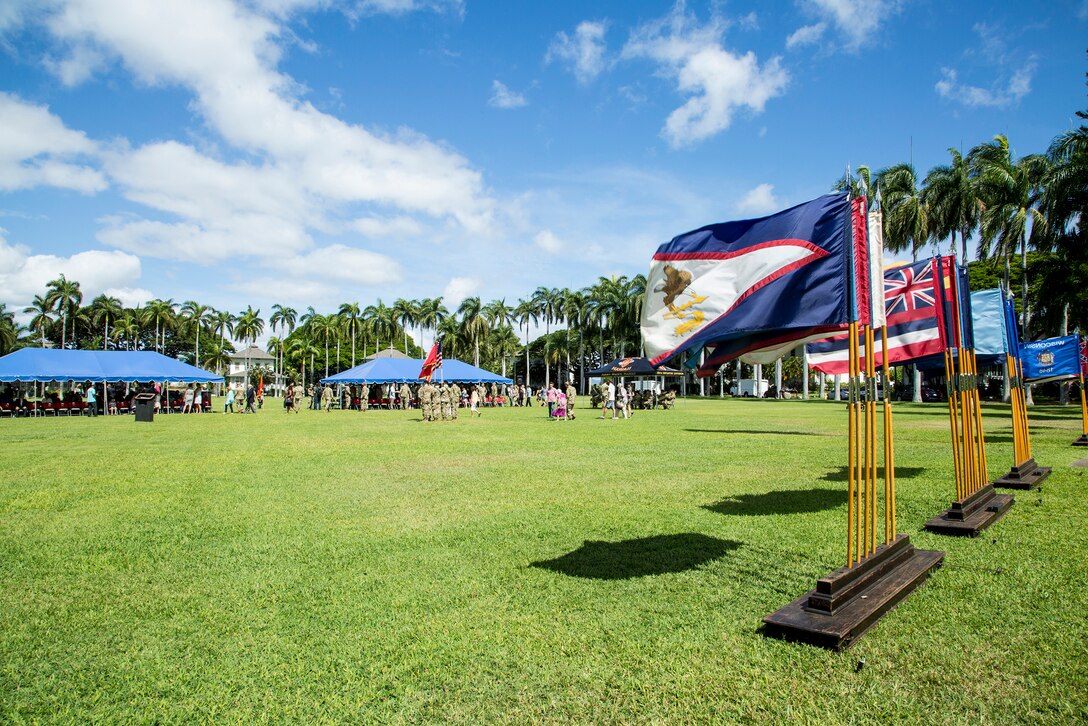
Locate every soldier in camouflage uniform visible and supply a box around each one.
[437,383,450,421]
[565,382,577,420]
[401,384,412,410]
[450,382,461,419]
[360,383,370,411]
[420,382,432,421]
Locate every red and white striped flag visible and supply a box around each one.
[419,340,442,381]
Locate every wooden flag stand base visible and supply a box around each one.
[1073,434,1088,447]
[762,535,943,651]
[924,484,1013,537]
[992,458,1051,490]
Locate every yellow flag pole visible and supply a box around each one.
[969,349,988,492]
[882,326,895,543]
[945,349,964,501]
[865,325,877,554]
[847,321,857,566]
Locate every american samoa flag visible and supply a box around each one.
[641,193,872,373]
[806,257,950,375]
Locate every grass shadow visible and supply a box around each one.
[683,429,828,436]
[820,466,927,482]
[703,488,847,517]
[530,533,740,580]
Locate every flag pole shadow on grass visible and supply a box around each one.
[530,534,741,580]
[702,488,847,517]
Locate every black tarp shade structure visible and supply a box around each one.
[587,356,684,378]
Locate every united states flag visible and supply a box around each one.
[806,257,949,375]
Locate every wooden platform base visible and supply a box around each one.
[924,484,1013,537]
[1073,434,1088,447]
[992,457,1051,490]
[762,535,944,651]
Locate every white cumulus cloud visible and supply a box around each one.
[935,65,1034,108]
[0,93,107,193]
[533,229,564,254]
[622,7,788,148]
[442,276,479,305]
[489,80,528,109]
[547,20,608,84]
[785,22,826,50]
[735,183,779,216]
[793,0,899,53]
[0,232,143,316]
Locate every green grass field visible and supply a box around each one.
[2,397,1086,723]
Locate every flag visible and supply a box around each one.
[1020,335,1081,384]
[419,340,442,381]
[257,375,264,398]
[641,193,866,373]
[805,257,949,375]
[1081,337,1088,378]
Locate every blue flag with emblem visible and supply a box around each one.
[641,193,863,371]
[1020,335,1081,383]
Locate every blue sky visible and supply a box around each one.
[1,0,1085,339]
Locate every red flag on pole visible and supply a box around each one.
[419,340,443,381]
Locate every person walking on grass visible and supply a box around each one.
[470,385,482,417]
[615,381,628,420]
[565,381,577,420]
[321,383,333,412]
[244,383,257,414]
[546,382,557,418]
[182,385,194,414]
[85,382,97,418]
[224,385,236,414]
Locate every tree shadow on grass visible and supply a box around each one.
[702,488,847,517]
[683,429,828,436]
[819,466,927,482]
[530,533,740,580]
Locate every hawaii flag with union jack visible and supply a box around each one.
[805,257,950,375]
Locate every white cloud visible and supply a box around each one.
[547,20,608,84]
[350,215,426,238]
[442,276,479,305]
[795,0,899,53]
[935,65,1034,108]
[735,183,779,216]
[0,93,107,193]
[533,229,564,254]
[785,22,826,50]
[43,43,106,86]
[622,7,788,147]
[489,80,527,109]
[270,244,403,285]
[103,286,154,308]
[35,0,497,254]
[0,232,142,315]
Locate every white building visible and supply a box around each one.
[226,345,276,390]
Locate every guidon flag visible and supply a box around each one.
[418,340,443,381]
[641,193,874,375]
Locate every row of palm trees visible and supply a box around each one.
[840,118,1087,337]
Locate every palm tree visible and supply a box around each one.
[112,313,139,350]
[89,294,124,351]
[202,341,231,376]
[270,304,298,388]
[0,305,19,355]
[309,313,336,378]
[514,299,537,385]
[457,296,489,367]
[211,310,235,372]
[875,163,929,260]
[971,135,1051,337]
[46,274,82,349]
[923,147,979,260]
[23,294,54,347]
[531,286,561,386]
[141,299,176,353]
[180,300,212,366]
[483,298,514,377]
[562,290,590,392]
[337,302,361,366]
[392,298,418,355]
[417,297,448,352]
[234,306,264,384]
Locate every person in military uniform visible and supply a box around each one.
[361,383,370,411]
[419,381,430,420]
[565,381,577,420]
[450,382,461,419]
[321,383,334,412]
[437,383,450,421]
[401,384,412,410]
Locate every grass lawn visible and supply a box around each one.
[2,397,1087,723]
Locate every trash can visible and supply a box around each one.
[134,392,156,422]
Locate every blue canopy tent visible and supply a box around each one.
[0,349,223,383]
[321,357,512,385]
[0,349,223,416]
